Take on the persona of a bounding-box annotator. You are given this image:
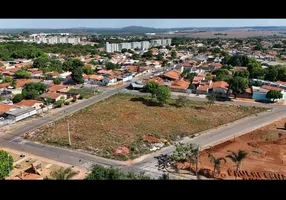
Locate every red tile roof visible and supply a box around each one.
[40,92,64,100]
[163,69,181,80]
[169,79,190,89]
[89,74,104,81]
[47,85,69,92]
[0,104,18,115]
[16,100,42,107]
[0,82,11,88]
[197,84,209,92]
[16,79,32,88]
[210,81,229,89]
[234,66,247,71]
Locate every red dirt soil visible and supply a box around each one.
[198,118,286,180]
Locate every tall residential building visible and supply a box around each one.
[150,39,172,47]
[58,37,68,43]
[118,43,132,51]
[141,41,150,50]
[104,42,111,53]
[150,39,162,46]
[47,37,58,44]
[67,37,80,44]
[131,42,142,49]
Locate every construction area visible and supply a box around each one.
[197,118,286,180]
[2,148,87,180]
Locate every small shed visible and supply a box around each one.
[6,106,37,122]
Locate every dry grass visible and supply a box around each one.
[24,93,267,160]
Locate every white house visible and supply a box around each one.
[102,76,117,86]
[6,106,37,122]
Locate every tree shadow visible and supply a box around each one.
[130,97,161,107]
[194,106,206,110]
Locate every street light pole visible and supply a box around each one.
[195,145,200,178]
[64,111,71,146]
[8,154,11,180]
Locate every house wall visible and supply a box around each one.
[252,92,269,101]
[7,109,37,122]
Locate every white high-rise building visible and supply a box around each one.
[131,42,142,49]
[118,43,132,51]
[104,42,111,53]
[141,41,150,50]
[67,37,80,44]
[150,39,162,46]
[58,37,68,43]
[47,37,58,44]
[111,43,119,52]
[166,39,172,46]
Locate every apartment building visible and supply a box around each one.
[131,42,142,49]
[36,36,81,44]
[119,43,132,50]
[141,41,150,50]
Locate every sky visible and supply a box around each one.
[0,19,285,29]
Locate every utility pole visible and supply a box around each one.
[195,145,200,178]
[64,111,71,146]
[8,154,11,179]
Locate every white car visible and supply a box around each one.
[0,117,4,120]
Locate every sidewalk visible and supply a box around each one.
[1,147,88,180]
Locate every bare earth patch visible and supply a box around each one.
[199,118,286,180]
[23,93,266,161]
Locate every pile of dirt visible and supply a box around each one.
[112,146,130,155]
[143,136,168,143]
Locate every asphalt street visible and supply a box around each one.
[0,74,286,178]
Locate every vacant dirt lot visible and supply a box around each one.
[199,118,286,180]
[158,30,286,38]
[23,94,266,160]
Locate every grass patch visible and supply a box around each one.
[261,132,279,141]
[25,93,268,160]
[68,88,102,99]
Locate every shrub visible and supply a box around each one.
[64,101,70,105]
[55,100,64,107]
[78,95,84,99]
[71,98,76,102]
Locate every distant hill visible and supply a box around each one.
[1,26,286,35]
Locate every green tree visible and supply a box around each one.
[0,150,14,180]
[144,81,159,99]
[105,62,119,70]
[142,50,153,59]
[55,100,64,107]
[226,150,248,180]
[171,51,177,59]
[71,67,84,84]
[22,82,47,100]
[11,79,16,88]
[85,165,151,180]
[176,95,189,107]
[132,53,139,60]
[212,69,229,81]
[246,59,264,79]
[264,67,278,81]
[53,77,63,85]
[170,143,199,167]
[121,48,128,53]
[2,76,12,83]
[0,72,3,80]
[206,94,216,108]
[62,58,74,71]
[155,85,171,106]
[12,94,24,103]
[49,167,78,180]
[14,70,31,79]
[234,70,249,79]
[156,54,163,61]
[208,154,226,178]
[277,67,286,81]
[229,76,248,98]
[266,90,283,102]
[83,66,94,75]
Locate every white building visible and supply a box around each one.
[150,39,172,47]
[118,43,132,50]
[131,42,142,49]
[58,37,68,43]
[141,41,150,50]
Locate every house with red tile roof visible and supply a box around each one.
[161,69,181,80]
[234,66,247,71]
[16,100,43,111]
[47,85,70,93]
[40,92,67,102]
[192,76,204,85]
[0,104,18,116]
[102,76,117,86]
[15,79,32,89]
[209,81,229,97]
[169,79,190,92]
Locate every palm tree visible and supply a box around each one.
[226,150,248,180]
[208,154,226,178]
[50,167,78,180]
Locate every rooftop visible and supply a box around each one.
[6,106,36,117]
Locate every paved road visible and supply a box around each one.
[1,74,286,179]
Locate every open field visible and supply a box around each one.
[23,94,266,161]
[69,88,102,99]
[157,30,286,38]
[198,118,286,180]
